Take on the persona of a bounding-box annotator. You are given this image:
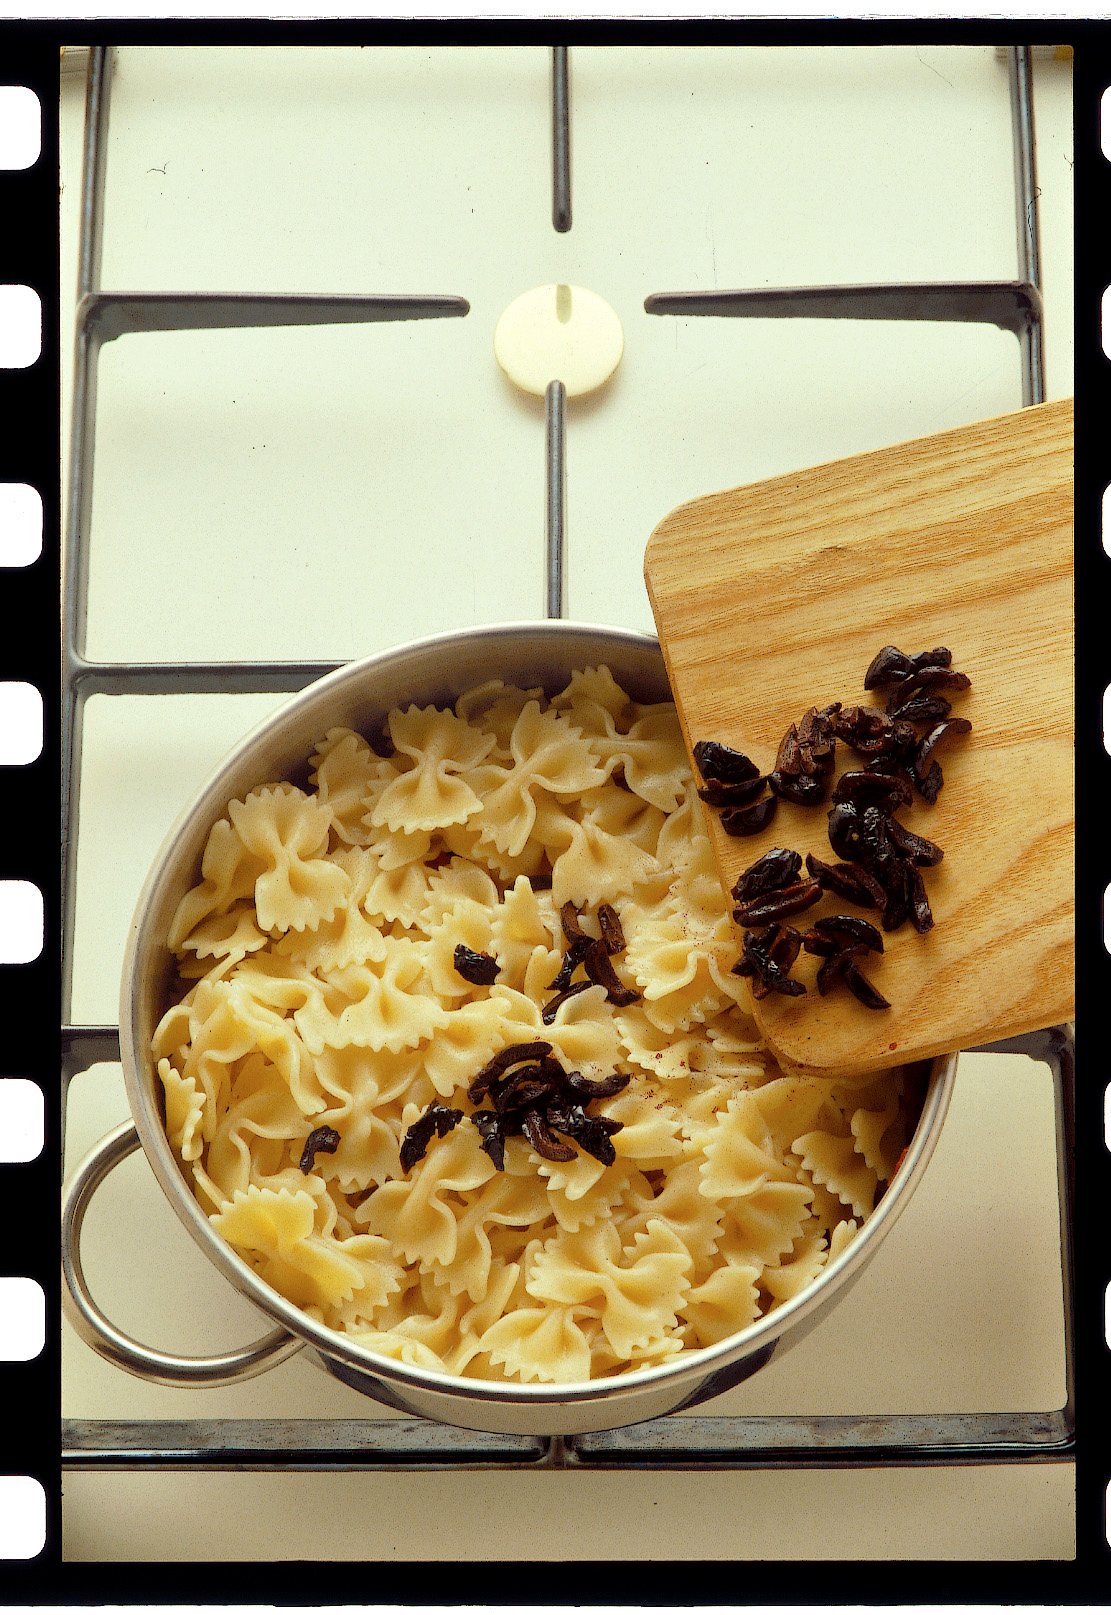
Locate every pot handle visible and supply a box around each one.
[62,1121,304,1387]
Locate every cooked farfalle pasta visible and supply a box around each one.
[155,667,922,1383]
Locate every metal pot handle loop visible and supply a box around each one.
[62,1121,304,1387]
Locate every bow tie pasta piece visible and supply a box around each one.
[440,814,549,884]
[605,705,689,814]
[697,1091,798,1201]
[157,1059,207,1162]
[429,1171,552,1302]
[620,1159,725,1275]
[475,1304,597,1384]
[227,784,350,934]
[359,1121,496,1269]
[168,813,270,951]
[419,860,501,930]
[370,705,496,835]
[792,1128,879,1223]
[274,847,389,974]
[488,982,623,1082]
[850,1094,908,1184]
[415,995,510,1099]
[310,728,399,846]
[204,1059,311,1202]
[477,702,608,858]
[680,1257,763,1347]
[526,1218,693,1361]
[546,794,664,910]
[292,944,450,1056]
[746,1075,839,1160]
[454,679,544,757]
[597,1086,685,1171]
[489,875,562,989]
[419,895,500,1003]
[534,1159,635,1235]
[759,1234,830,1310]
[719,1178,814,1270]
[212,1183,403,1312]
[550,664,633,733]
[176,903,269,972]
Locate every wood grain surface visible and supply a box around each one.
[644,398,1074,1075]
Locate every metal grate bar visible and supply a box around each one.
[63,1418,549,1470]
[63,1025,121,1073]
[78,289,469,346]
[568,1411,1073,1469]
[551,46,571,232]
[67,658,344,697]
[545,379,567,618]
[643,280,1041,337]
[1008,46,1046,403]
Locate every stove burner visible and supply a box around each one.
[494,282,623,399]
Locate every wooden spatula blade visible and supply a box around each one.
[644,398,1074,1076]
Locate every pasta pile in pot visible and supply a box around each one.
[153,666,919,1384]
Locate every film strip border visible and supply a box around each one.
[0,41,54,1575]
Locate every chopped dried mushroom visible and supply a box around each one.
[703,643,972,1012]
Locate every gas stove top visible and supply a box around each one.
[57,41,1074,1564]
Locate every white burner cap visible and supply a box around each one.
[494,283,623,399]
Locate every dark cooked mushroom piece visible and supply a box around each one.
[559,900,587,943]
[795,704,839,776]
[842,961,891,1010]
[863,645,917,689]
[698,774,768,808]
[769,769,828,806]
[767,716,834,806]
[826,801,934,934]
[540,979,595,1024]
[883,815,945,868]
[544,1102,623,1166]
[732,878,822,928]
[582,938,640,1006]
[885,686,953,723]
[730,846,803,903]
[802,930,890,1008]
[453,944,500,985]
[731,923,807,999]
[864,644,952,690]
[564,1070,631,1101]
[467,1041,554,1103]
[472,1108,507,1170]
[805,850,886,910]
[546,933,594,993]
[914,716,973,779]
[597,903,626,955]
[489,1056,565,1114]
[692,739,761,786]
[831,770,913,812]
[399,1104,465,1173]
[720,794,779,836]
[299,1125,341,1175]
[522,1108,577,1162]
[809,913,884,952]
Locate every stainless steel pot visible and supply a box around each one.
[62,621,957,1436]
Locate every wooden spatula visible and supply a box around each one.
[644,397,1074,1077]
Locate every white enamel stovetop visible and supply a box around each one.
[59,43,1074,1562]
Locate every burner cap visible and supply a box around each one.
[494,283,623,399]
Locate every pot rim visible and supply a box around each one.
[119,619,958,1411]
